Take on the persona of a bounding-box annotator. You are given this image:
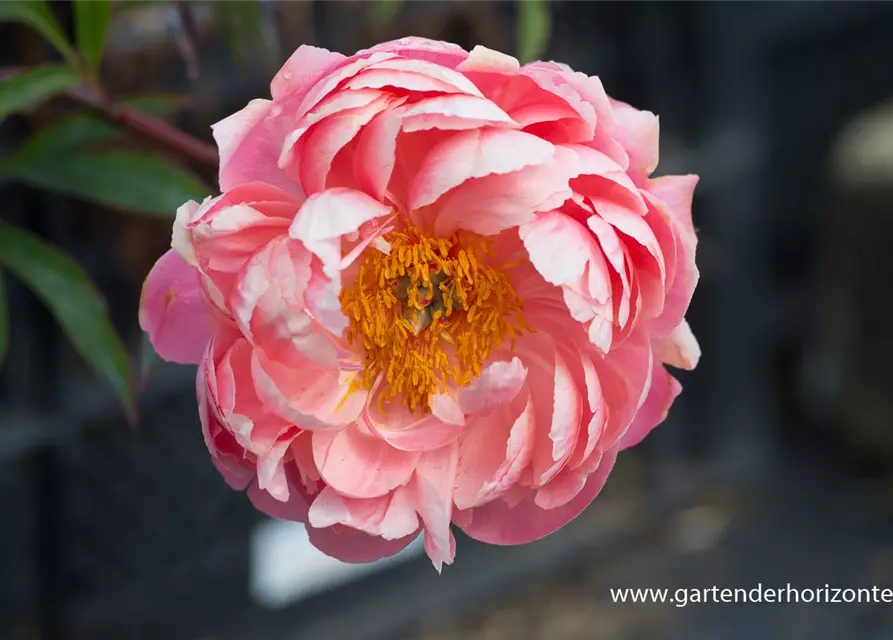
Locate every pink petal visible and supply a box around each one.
[289,188,393,275]
[354,107,403,200]
[212,99,299,195]
[358,37,468,68]
[351,58,483,97]
[409,128,554,211]
[657,319,700,370]
[430,159,572,237]
[139,250,211,364]
[247,475,310,522]
[401,94,516,133]
[456,45,520,74]
[647,174,698,234]
[619,361,681,450]
[411,443,459,572]
[309,525,420,564]
[312,426,419,499]
[293,53,396,122]
[454,391,535,510]
[457,357,528,415]
[364,384,465,452]
[251,349,366,429]
[611,103,659,178]
[271,45,346,100]
[308,485,419,540]
[457,446,618,545]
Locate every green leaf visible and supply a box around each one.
[214,1,272,66]
[5,148,208,218]
[371,0,403,26]
[0,65,80,122]
[0,1,79,69]
[516,0,552,64]
[74,0,112,73]
[0,221,133,415]
[0,271,7,368]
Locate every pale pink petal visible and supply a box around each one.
[139,250,211,364]
[312,426,419,499]
[354,107,403,200]
[351,58,483,97]
[647,174,698,234]
[454,391,535,510]
[212,99,299,195]
[271,45,346,100]
[657,319,700,370]
[289,188,393,275]
[409,129,554,211]
[251,349,366,429]
[457,357,528,415]
[429,392,465,426]
[172,199,202,266]
[457,447,618,545]
[411,443,459,572]
[610,103,659,178]
[430,160,572,236]
[308,485,419,540]
[364,383,465,452]
[358,37,468,68]
[293,52,396,122]
[456,45,520,74]
[620,362,681,450]
[256,428,302,501]
[401,94,516,132]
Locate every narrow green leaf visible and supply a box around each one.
[5,148,208,218]
[0,1,79,68]
[516,0,552,64]
[74,0,111,73]
[0,65,80,122]
[0,271,8,368]
[214,1,272,66]
[0,221,133,415]
[371,0,403,26]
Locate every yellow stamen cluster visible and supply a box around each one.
[340,226,529,413]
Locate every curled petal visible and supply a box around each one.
[457,447,618,546]
[411,443,459,572]
[139,250,211,365]
[619,361,682,450]
[308,485,419,540]
[657,319,701,370]
[271,45,346,100]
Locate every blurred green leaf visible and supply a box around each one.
[516,0,552,64]
[0,65,80,122]
[74,0,111,73]
[0,1,79,69]
[0,221,134,416]
[214,1,272,66]
[371,0,403,26]
[0,271,7,368]
[4,147,208,218]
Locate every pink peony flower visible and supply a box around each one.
[140,37,700,570]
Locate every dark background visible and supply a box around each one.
[3,2,893,639]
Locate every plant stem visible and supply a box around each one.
[67,84,219,169]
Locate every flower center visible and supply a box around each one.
[340,226,529,412]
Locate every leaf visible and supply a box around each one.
[0,1,79,68]
[0,271,7,368]
[74,0,112,73]
[371,0,403,26]
[0,65,80,122]
[4,148,208,218]
[516,0,552,64]
[0,221,134,416]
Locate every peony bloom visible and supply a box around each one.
[140,37,700,570]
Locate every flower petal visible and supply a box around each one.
[139,250,211,364]
[619,361,681,450]
[271,45,346,100]
[308,485,420,540]
[457,447,618,545]
[312,426,419,498]
[411,443,459,572]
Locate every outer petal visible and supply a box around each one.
[271,45,346,100]
[411,443,459,572]
[611,102,659,179]
[457,447,618,545]
[358,37,469,68]
[619,361,682,450]
[139,250,211,364]
[308,485,419,540]
[657,319,701,370]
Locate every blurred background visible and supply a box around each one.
[3,1,893,639]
